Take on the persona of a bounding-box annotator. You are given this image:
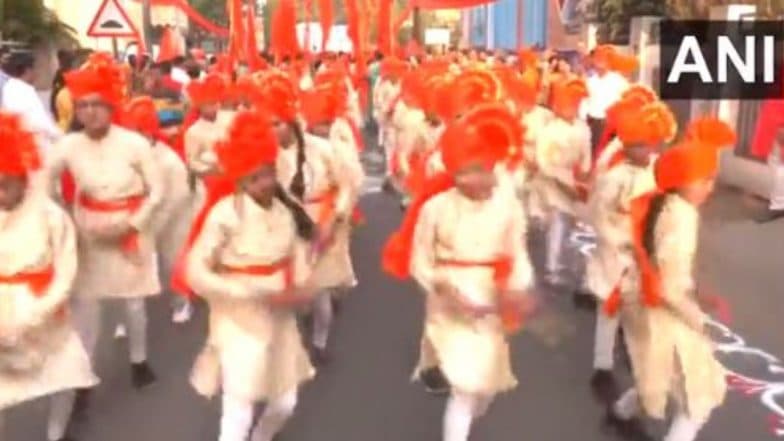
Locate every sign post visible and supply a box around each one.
[87,0,142,58]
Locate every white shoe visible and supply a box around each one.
[172,302,193,324]
[115,325,127,339]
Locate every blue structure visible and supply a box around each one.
[466,0,548,49]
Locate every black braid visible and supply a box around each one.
[641,192,671,260]
[288,121,307,200]
[274,184,315,241]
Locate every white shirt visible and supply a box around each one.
[580,71,629,120]
[171,67,191,85]
[1,77,62,156]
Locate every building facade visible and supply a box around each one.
[463,0,548,49]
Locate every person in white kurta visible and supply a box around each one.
[122,97,202,324]
[583,102,676,398]
[0,113,98,441]
[186,109,315,441]
[47,72,165,389]
[385,108,534,441]
[609,139,730,441]
[534,78,591,285]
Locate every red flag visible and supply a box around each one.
[270,0,300,60]
[228,0,246,63]
[318,0,333,51]
[377,0,393,55]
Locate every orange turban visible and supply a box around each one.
[122,96,160,138]
[382,102,522,280]
[616,101,677,147]
[684,117,737,149]
[550,77,588,113]
[421,73,455,121]
[654,140,730,191]
[186,74,228,107]
[300,85,346,127]
[450,68,504,110]
[448,102,525,168]
[593,45,638,74]
[65,65,123,107]
[255,70,299,122]
[518,47,539,71]
[0,113,40,177]
[214,110,280,181]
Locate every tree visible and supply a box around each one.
[190,0,229,25]
[2,0,77,47]
[591,0,666,43]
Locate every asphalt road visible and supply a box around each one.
[6,131,784,441]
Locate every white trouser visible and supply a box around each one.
[219,389,298,441]
[769,150,784,210]
[546,211,572,275]
[312,290,334,350]
[0,391,77,441]
[614,388,707,441]
[443,391,494,441]
[71,297,148,364]
[593,312,620,370]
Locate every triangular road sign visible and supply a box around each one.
[87,0,140,38]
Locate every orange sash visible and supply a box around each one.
[0,266,54,296]
[0,266,65,318]
[220,258,294,290]
[78,194,145,254]
[435,257,522,334]
[305,187,338,228]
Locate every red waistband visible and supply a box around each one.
[77,194,145,212]
[221,258,293,288]
[0,266,54,296]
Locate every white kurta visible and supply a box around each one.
[186,194,314,402]
[532,116,592,216]
[47,126,165,299]
[150,141,202,273]
[277,134,356,290]
[585,162,655,299]
[184,117,225,176]
[410,187,534,395]
[0,191,98,409]
[619,195,726,422]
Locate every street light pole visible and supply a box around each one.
[142,0,153,49]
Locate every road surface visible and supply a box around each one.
[7,131,784,441]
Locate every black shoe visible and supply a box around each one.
[131,362,157,389]
[382,178,395,193]
[603,409,654,441]
[310,346,330,367]
[755,209,784,223]
[420,367,450,395]
[572,290,597,310]
[591,370,619,404]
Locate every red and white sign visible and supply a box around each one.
[87,0,140,38]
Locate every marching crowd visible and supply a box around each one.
[0,42,739,441]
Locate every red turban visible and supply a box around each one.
[382,103,522,279]
[186,74,228,107]
[616,101,677,147]
[122,96,160,138]
[215,110,280,181]
[255,70,299,122]
[0,113,40,177]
